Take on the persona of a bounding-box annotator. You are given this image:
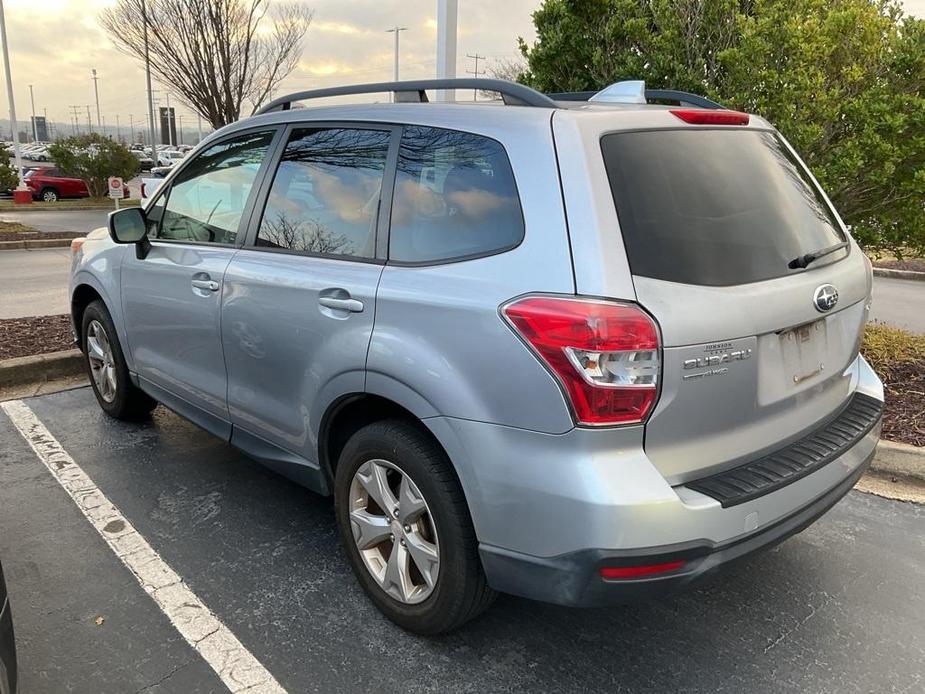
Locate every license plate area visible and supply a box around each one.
[780,319,828,385]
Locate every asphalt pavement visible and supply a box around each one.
[870,276,925,333]
[0,386,923,693]
[0,248,70,319]
[0,208,110,234]
[0,241,922,332]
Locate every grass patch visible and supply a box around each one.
[0,198,140,210]
[862,323,925,378]
[863,323,925,447]
[0,220,37,234]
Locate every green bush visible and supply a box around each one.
[0,144,18,191]
[48,134,140,198]
[519,0,925,259]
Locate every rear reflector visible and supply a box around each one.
[502,296,660,426]
[599,560,686,580]
[670,109,750,126]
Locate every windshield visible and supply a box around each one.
[601,129,847,286]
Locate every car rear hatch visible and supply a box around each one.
[562,110,872,484]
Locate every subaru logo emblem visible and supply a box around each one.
[813,284,838,312]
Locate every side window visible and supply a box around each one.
[157,130,274,244]
[389,126,524,263]
[256,128,391,258]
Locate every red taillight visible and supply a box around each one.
[670,109,750,126]
[503,296,660,426]
[599,561,685,580]
[140,182,146,198]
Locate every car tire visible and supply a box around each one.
[81,300,157,420]
[39,187,58,202]
[334,419,496,634]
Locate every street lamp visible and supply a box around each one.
[0,0,29,201]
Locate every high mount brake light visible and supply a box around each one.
[670,109,750,126]
[503,296,660,426]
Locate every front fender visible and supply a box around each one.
[70,240,130,368]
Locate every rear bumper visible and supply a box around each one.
[425,354,883,607]
[478,442,874,606]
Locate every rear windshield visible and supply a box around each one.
[601,129,846,286]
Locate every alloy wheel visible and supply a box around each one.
[42,190,58,202]
[348,459,440,604]
[86,319,117,403]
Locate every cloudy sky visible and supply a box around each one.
[2,0,924,136]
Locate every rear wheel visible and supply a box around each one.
[334,420,496,634]
[82,300,156,420]
[40,187,59,202]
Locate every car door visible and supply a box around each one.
[120,127,281,438]
[222,124,397,466]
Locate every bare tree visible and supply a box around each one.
[487,57,526,83]
[100,0,313,128]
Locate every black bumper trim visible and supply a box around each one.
[686,393,883,508]
[479,441,876,607]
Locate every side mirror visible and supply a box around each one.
[109,207,147,243]
[108,207,151,259]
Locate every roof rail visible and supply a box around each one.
[546,89,725,110]
[255,78,558,114]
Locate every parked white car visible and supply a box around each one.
[157,150,185,167]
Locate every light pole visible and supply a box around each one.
[386,26,408,85]
[129,113,134,143]
[91,69,102,128]
[436,0,458,102]
[116,114,120,142]
[28,84,37,141]
[197,113,202,143]
[0,0,28,197]
[142,3,158,167]
[178,114,183,145]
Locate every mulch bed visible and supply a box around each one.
[880,359,925,448]
[0,314,74,360]
[872,257,925,273]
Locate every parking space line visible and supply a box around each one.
[1,399,287,694]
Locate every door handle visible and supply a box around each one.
[191,279,220,292]
[318,296,364,313]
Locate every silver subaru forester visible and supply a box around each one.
[70,79,884,633]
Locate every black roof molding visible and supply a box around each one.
[255,78,558,114]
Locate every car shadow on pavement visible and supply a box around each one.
[14,387,924,694]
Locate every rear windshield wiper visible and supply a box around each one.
[788,241,849,270]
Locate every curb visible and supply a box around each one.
[871,440,925,483]
[0,239,73,251]
[873,267,925,282]
[0,349,84,389]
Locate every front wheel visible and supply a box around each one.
[40,188,58,202]
[82,300,157,420]
[334,420,496,634]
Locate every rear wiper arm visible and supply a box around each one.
[788,241,849,270]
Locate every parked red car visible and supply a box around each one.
[23,168,129,202]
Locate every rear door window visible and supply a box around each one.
[256,127,391,259]
[601,129,846,286]
[389,126,524,263]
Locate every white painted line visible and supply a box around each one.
[1,399,287,694]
